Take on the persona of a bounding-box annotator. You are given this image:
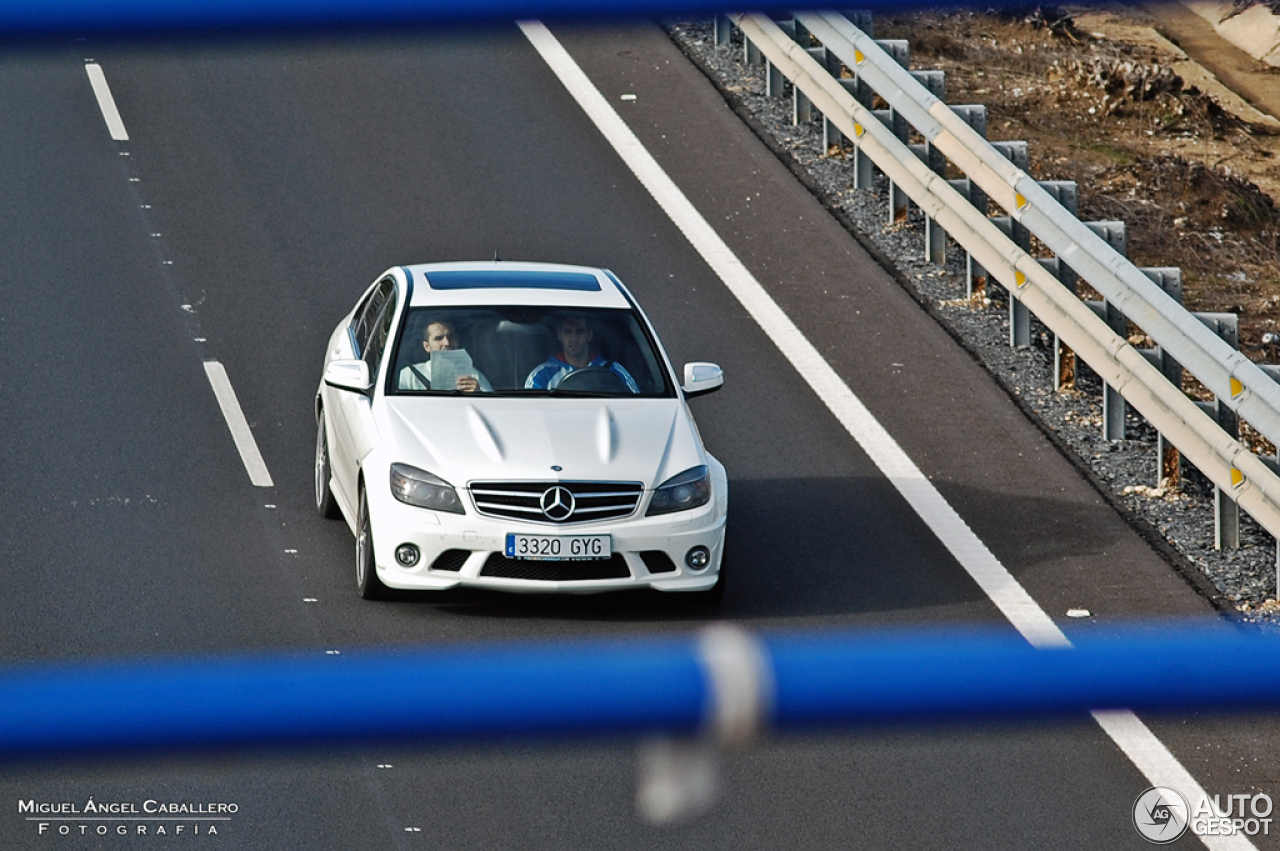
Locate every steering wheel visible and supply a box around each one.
[555,367,633,394]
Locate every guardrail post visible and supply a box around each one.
[823,113,840,152]
[714,14,731,47]
[1142,268,1185,488]
[853,112,873,187]
[910,70,948,262]
[1040,257,1078,388]
[1085,221,1129,440]
[800,46,839,127]
[766,58,785,97]
[950,178,989,299]
[840,78,874,186]
[1194,313,1242,549]
[795,66,814,122]
[989,142,1032,347]
[837,12,875,185]
[876,106,911,222]
[948,105,988,296]
[875,39,911,223]
[744,33,763,66]
[1039,181,1079,390]
[990,217,1032,346]
[837,79,874,186]
[771,18,814,119]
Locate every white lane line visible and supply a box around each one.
[84,63,129,141]
[203,361,274,487]
[1092,710,1255,850]
[520,21,1245,851]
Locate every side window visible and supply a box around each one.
[363,286,398,374]
[351,278,394,358]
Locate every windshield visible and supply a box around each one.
[386,306,674,398]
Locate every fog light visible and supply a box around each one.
[685,546,711,570]
[395,544,420,567]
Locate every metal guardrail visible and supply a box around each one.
[4,624,1280,759]
[726,11,1280,553]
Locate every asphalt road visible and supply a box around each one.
[0,20,1272,850]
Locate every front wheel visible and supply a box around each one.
[314,414,341,519]
[355,488,389,600]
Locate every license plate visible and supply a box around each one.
[505,534,611,561]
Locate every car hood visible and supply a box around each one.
[380,397,703,487]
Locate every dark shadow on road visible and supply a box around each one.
[396,473,1132,625]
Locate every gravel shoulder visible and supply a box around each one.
[664,7,1280,631]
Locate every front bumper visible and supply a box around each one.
[364,471,726,595]
[366,465,727,591]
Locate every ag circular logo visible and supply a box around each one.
[1133,786,1190,844]
[539,486,575,521]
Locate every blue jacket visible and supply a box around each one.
[524,354,639,392]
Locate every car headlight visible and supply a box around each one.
[389,463,464,514]
[646,465,711,516]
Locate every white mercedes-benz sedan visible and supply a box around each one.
[314,261,727,600]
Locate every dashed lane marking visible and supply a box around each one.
[84,63,128,141]
[202,360,273,487]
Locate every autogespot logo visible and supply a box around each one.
[1133,786,1190,844]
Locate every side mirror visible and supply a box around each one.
[682,362,724,398]
[324,359,372,393]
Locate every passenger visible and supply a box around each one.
[524,315,639,392]
[399,318,493,392]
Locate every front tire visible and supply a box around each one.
[356,487,389,600]
[314,414,341,519]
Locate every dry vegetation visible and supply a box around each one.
[877,5,1280,356]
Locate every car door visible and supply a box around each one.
[329,277,397,506]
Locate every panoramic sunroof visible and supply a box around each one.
[425,270,601,291]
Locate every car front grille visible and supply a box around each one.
[480,553,631,581]
[469,480,643,524]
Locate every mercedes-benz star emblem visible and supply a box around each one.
[540,486,575,521]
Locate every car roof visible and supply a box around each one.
[401,261,633,309]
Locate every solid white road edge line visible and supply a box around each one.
[519,20,1247,850]
[84,63,129,142]
[203,361,274,488]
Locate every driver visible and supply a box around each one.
[524,315,640,392]
[399,318,493,392]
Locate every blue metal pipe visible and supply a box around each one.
[0,637,706,757]
[0,623,1276,759]
[766,624,1280,727]
[0,0,1018,37]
